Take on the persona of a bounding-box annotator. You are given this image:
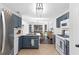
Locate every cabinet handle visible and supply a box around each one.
[31,39,34,46]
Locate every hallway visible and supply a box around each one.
[40,38,53,44]
[18,44,59,55]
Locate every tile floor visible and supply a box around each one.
[18,44,59,55]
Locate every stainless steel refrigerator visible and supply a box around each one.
[0,9,14,55]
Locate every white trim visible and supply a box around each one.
[12,11,21,18]
[3,8,21,18]
[56,10,69,19]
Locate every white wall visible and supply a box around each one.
[69,3,79,55]
[22,19,29,35]
[51,18,57,34]
[0,4,5,11]
[48,18,63,35]
[22,15,49,34]
[48,19,53,31]
[48,18,56,32]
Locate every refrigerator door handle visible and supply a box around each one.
[1,11,6,53]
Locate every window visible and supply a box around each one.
[45,25,47,31]
[29,24,32,33]
[34,25,43,33]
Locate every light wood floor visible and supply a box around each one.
[18,44,59,55]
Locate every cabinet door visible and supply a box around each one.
[56,12,69,28]
[12,14,17,28]
[34,40,39,48]
[19,37,23,50]
[12,14,22,28]
[30,36,39,48]
[22,37,31,48]
[56,36,60,46]
[56,18,61,28]
[18,17,22,27]
[30,39,38,48]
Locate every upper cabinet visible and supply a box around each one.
[12,14,22,28]
[56,12,69,28]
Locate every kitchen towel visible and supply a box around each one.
[31,39,34,46]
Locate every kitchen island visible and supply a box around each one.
[19,34,40,50]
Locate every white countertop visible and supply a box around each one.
[56,35,69,41]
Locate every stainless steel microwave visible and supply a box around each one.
[60,19,69,29]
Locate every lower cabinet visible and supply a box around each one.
[31,39,39,48]
[56,35,69,55]
[19,36,39,50]
[19,36,23,50]
[22,37,31,48]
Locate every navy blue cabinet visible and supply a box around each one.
[56,12,69,28]
[19,36,23,51]
[33,39,39,48]
[12,14,22,28]
[19,35,39,50]
[22,36,31,48]
[30,36,39,48]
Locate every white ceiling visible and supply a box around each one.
[2,3,69,18]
